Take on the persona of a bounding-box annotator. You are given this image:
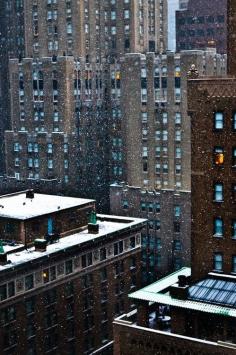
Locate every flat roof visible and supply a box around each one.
[0,192,95,220]
[129,268,236,318]
[0,214,146,272]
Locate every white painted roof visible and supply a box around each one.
[0,192,94,220]
[0,215,146,271]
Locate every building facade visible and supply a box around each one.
[110,48,226,280]
[0,190,146,354]
[0,0,168,204]
[113,1,236,353]
[176,0,227,54]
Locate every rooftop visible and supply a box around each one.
[0,214,146,272]
[0,191,94,220]
[129,268,236,318]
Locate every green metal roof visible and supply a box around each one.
[129,268,236,318]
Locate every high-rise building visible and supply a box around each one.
[0,190,146,354]
[168,0,180,51]
[176,0,227,54]
[110,48,226,280]
[113,1,236,353]
[0,0,168,211]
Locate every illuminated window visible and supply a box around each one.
[214,147,224,165]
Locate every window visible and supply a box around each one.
[174,222,180,233]
[174,206,180,217]
[214,147,224,165]
[233,184,236,202]
[232,256,236,273]
[233,112,236,131]
[214,218,223,237]
[232,220,236,239]
[25,274,34,290]
[233,148,236,166]
[130,236,135,249]
[214,112,223,130]
[174,240,182,251]
[0,284,7,301]
[214,253,223,271]
[100,248,107,261]
[214,183,223,202]
[175,130,181,142]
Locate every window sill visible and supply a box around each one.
[213,234,223,238]
[212,269,223,273]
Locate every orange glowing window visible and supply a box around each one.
[214,147,224,165]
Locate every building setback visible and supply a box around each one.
[113,1,236,353]
[176,0,227,54]
[0,190,146,354]
[110,48,226,281]
[0,1,168,209]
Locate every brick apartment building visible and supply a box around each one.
[110,48,226,281]
[176,0,227,54]
[113,1,236,353]
[0,190,146,354]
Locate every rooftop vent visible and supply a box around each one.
[26,189,34,199]
[34,239,47,252]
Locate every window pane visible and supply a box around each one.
[214,112,223,129]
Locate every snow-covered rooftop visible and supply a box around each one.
[129,268,236,318]
[0,214,146,271]
[0,192,94,220]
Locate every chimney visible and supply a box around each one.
[26,189,34,199]
[169,275,189,300]
[88,223,99,234]
[34,239,47,252]
[227,0,236,76]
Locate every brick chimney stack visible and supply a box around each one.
[227,0,236,75]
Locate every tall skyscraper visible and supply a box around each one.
[110,48,226,280]
[0,0,168,211]
[113,1,236,353]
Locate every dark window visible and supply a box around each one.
[0,284,7,301]
[100,268,107,282]
[124,38,130,49]
[100,248,107,261]
[65,260,73,274]
[25,274,34,290]
[8,282,15,298]
[65,282,74,297]
[130,236,136,248]
[174,222,180,233]
[26,298,35,314]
